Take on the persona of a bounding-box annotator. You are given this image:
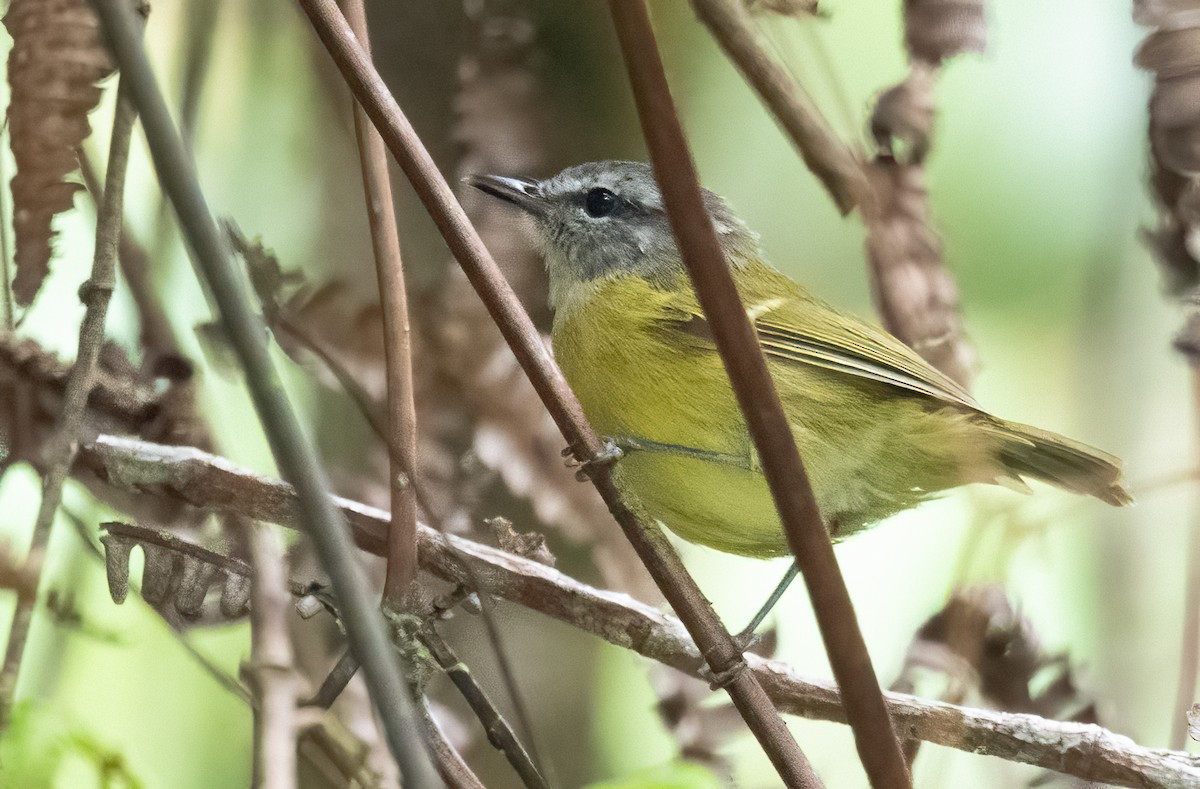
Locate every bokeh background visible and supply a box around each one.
[0,0,1186,787]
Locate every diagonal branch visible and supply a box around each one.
[292,0,822,783]
[691,0,868,214]
[78,434,1200,789]
[608,3,908,787]
[416,623,547,789]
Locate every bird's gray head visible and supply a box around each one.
[469,160,760,308]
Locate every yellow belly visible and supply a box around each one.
[552,274,980,557]
[553,276,788,555]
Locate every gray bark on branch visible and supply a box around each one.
[78,434,1200,789]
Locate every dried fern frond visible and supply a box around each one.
[1136,6,1200,297]
[3,0,115,305]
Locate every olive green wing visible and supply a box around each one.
[657,270,978,409]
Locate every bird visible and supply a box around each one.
[470,160,1130,627]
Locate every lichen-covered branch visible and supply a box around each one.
[78,434,1200,789]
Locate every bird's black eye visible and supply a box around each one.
[583,187,618,218]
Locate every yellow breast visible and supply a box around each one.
[551,274,791,557]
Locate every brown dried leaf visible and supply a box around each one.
[100,522,254,627]
[891,586,1096,724]
[870,66,936,166]
[485,515,555,566]
[1136,7,1200,298]
[0,330,208,477]
[4,0,115,305]
[651,669,738,778]
[903,0,987,65]
[863,160,974,387]
[0,330,157,470]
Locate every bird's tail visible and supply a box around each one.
[986,418,1132,506]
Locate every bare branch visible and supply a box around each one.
[342,0,419,600]
[609,2,906,787]
[691,0,868,214]
[417,698,487,789]
[417,623,547,789]
[0,81,136,723]
[87,1,435,781]
[78,148,181,363]
[78,434,1200,789]
[246,522,302,789]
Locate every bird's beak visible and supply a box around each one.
[467,174,545,216]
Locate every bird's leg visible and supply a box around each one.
[563,438,624,481]
[734,563,800,650]
[612,436,754,470]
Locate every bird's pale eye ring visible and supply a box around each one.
[583,187,618,218]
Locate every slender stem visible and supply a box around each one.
[247,522,300,789]
[418,623,548,789]
[1172,367,1200,749]
[418,697,488,789]
[607,3,909,788]
[78,148,181,361]
[292,2,818,785]
[79,434,1200,789]
[86,2,437,783]
[306,649,360,710]
[691,0,867,215]
[341,0,419,601]
[0,82,137,723]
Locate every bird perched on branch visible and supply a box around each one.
[471,161,1129,627]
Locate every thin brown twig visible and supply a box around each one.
[77,434,1200,789]
[417,623,548,789]
[246,522,301,789]
[292,3,820,785]
[417,697,487,789]
[608,3,909,788]
[78,148,181,361]
[306,649,360,710]
[691,0,867,214]
[341,0,418,601]
[0,82,138,723]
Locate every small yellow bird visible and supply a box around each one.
[471,161,1129,583]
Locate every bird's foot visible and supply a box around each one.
[562,438,624,481]
[700,656,750,691]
